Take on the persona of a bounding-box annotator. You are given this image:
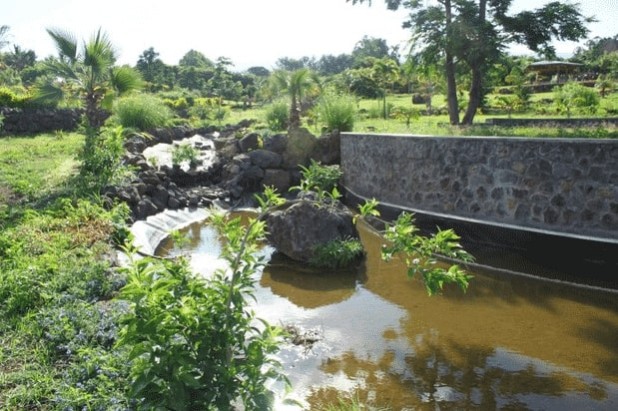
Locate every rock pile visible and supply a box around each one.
[103,123,341,222]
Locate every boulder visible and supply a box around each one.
[263,133,288,154]
[283,127,317,168]
[262,169,291,193]
[249,149,282,168]
[311,131,340,165]
[265,198,358,263]
[238,132,260,153]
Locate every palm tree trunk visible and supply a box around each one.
[289,94,300,129]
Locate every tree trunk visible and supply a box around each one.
[462,0,487,125]
[462,65,483,125]
[289,94,300,129]
[444,0,460,125]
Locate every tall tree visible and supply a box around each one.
[352,35,397,66]
[349,0,593,124]
[136,47,169,89]
[179,49,213,68]
[3,45,37,71]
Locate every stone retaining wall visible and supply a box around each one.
[0,107,82,135]
[340,133,618,240]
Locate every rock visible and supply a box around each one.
[283,127,318,168]
[168,196,181,209]
[151,185,169,210]
[311,131,340,165]
[263,133,288,154]
[265,198,358,263]
[249,149,283,168]
[262,169,291,193]
[136,198,159,220]
[238,132,260,153]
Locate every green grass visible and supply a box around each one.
[225,91,618,138]
[0,131,133,409]
[0,132,83,203]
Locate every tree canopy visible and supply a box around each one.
[349,0,594,124]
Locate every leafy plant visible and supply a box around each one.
[265,100,289,131]
[117,188,287,410]
[113,93,172,131]
[79,125,129,191]
[310,237,364,269]
[381,212,474,296]
[171,143,200,168]
[354,197,380,224]
[291,159,343,201]
[390,105,420,128]
[317,92,356,132]
[554,82,600,117]
[188,97,229,126]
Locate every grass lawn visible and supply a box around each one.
[0,132,83,204]
[227,90,618,137]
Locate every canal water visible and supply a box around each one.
[155,213,618,410]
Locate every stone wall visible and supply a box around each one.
[0,107,82,135]
[341,134,618,240]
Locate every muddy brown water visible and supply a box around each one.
[156,213,618,410]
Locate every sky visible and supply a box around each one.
[3,0,618,71]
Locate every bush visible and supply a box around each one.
[171,143,200,167]
[554,82,600,117]
[310,237,364,268]
[265,100,289,131]
[188,97,229,125]
[117,190,286,409]
[292,159,343,200]
[317,92,356,132]
[366,102,394,119]
[0,86,31,108]
[113,94,172,130]
[79,126,128,190]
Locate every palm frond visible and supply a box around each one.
[32,79,66,107]
[110,65,143,94]
[43,58,80,81]
[46,28,78,62]
[83,28,116,76]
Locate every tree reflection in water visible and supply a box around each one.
[308,329,613,410]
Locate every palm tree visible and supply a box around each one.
[35,28,142,130]
[270,68,314,129]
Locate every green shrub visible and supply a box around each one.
[554,82,600,117]
[390,105,420,127]
[79,126,128,191]
[317,92,356,132]
[265,100,289,131]
[0,86,31,108]
[171,143,200,167]
[310,237,364,268]
[113,94,172,130]
[117,189,286,409]
[366,102,394,119]
[292,159,343,200]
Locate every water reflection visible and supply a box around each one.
[155,212,618,410]
[261,253,360,309]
